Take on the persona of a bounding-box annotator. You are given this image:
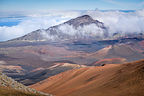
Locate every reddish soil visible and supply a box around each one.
[31,60,144,96]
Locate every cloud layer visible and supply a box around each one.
[86,10,144,36]
[0,15,71,41]
[0,10,144,41]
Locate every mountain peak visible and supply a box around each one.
[9,15,107,42]
[76,15,93,20]
[64,15,98,27]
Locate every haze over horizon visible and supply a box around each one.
[0,0,144,11]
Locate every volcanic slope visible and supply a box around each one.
[31,60,144,96]
[19,63,87,85]
[89,44,144,64]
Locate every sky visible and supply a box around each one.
[0,0,144,41]
[0,0,144,11]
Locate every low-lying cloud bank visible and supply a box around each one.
[0,15,70,41]
[86,10,144,36]
[0,10,144,41]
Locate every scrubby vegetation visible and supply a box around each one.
[0,86,46,96]
[0,72,52,96]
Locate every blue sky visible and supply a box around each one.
[0,0,144,11]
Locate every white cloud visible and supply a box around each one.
[58,24,105,38]
[0,15,71,41]
[86,10,144,36]
[0,10,144,41]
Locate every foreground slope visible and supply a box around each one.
[31,60,144,96]
[0,72,51,96]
